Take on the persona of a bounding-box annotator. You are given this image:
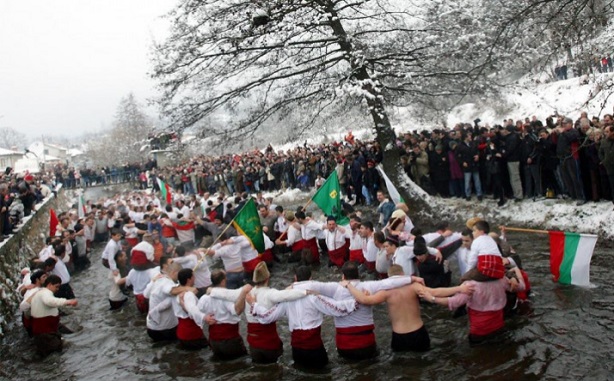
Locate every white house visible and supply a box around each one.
[0,148,24,173]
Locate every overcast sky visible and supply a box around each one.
[0,0,175,140]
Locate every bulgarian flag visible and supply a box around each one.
[549,231,597,287]
[78,194,86,218]
[49,209,59,237]
[311,170,349,225]
[232,198,265,252]
[157,178,172,205]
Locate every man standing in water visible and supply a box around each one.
[247,266,357,369]
[342,265,473,352]
[145,262,197,342]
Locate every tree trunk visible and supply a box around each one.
[324,2,433,218]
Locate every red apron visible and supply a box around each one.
[291,239,305,252]
[247,322,282,350]
[335,324,376,350]
[260,249,274,264]
[304,238,320,263]
[291,326,323,350]
[243,256,263,273]
[348,249,364,264]
[328,246,347,267]
[32,315,60,336]
[209,323,240,341]
[177,317,205,341]
[468,308,504,337]
[135,294,149,314]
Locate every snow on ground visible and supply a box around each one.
[261,183,614,242]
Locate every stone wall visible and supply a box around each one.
[0,188,71,337]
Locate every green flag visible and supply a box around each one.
[232,198,265,253]
[311,170,349,225]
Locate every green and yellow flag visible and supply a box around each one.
[311,170,349,225]
[232,198,265,252]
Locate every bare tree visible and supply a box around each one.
[87,93,154,167]
[0,126,27,150]
[152,0,514,211]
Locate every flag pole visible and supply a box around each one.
[504,227,549,234]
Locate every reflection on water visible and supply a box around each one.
[1,233,613,380]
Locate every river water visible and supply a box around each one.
[1,202,613,380]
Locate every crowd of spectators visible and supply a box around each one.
[146,109,614,210]
[0,171,55,242]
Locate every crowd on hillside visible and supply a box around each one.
[146,109,614,209]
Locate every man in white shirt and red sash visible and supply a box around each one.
[295,211,322,264]
[210,262,307,363]
[347,215,365,264]
[306,261,418,360]
[173,268,209,350]
[194,270,251,359]
[248,266,357,369]
[30,275,78,357]
[324,216,348,268]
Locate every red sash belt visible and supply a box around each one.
[477,255,505,279]
[364,261,376,271]
[305,238,319,262]
[131,250,148,266]
[291,239,305,252]
[260,249,274,264]
[177,317,205,341]
[125,237,139,248]
[247,322,282,350]
[161,225,176,238]
[467,308,504,336]
[209,323,240,341]
[328,247,347,267]
[335,324,376,350]
[32,315,60,336]
[291,326,323,350]
[243,256,263,272]
[135,294,149,314]
[349,249,364,264]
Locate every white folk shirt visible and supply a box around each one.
[211,242,243,272]
[392,244,438,277]
[467,235,502,270]
[305,277,413,328]
[102,239,121,271]
[301,220,321,240]
[347,230,365,251]
[251,283,356,331]
[126,267,159,295]
[363,236,378,263]
[30,288,69,318]
[19,287,41,315]
[172,291,205,325]
[276,216,288,234]
[231,235,259,263]
[38,245,54,261]
[173,254,212,289]
[146,276,178,331]
[196,293,241,325]
[325,228,346,251]
[109,271,127,302]
[210,286,306,324]
[52,258,71,285]
[285,225,303,247]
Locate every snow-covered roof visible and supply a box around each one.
[67,148,84,157]
[0,148,23,156]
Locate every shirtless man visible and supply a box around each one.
[342,265,473,352]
